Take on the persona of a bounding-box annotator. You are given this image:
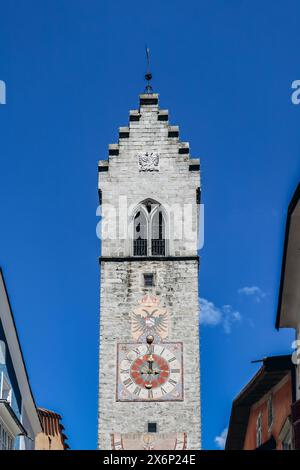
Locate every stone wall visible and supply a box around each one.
[98,259,201,449]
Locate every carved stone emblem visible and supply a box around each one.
[138,152,159,171]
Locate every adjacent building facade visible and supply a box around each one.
[98,92,201,450]
[276,182,300,449]
[0,268,68,451]
[225,182,300,451]
[226,356,295,450]
[0,268,42,450]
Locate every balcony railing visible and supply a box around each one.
[133,239,166,256]
[133,239,147,256]
[151,239,166,256]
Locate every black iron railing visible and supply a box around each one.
[151,239,165,256]
[133,239,147,256]
[133,239,166,256]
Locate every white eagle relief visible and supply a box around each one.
[138,152,159,171]
[131,295,169,342]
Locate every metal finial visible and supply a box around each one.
[146,335,154,345]
[145,46,153,94]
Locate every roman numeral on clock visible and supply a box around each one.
[168,356,176,363]
[170,368,180,373]
[123,378,133,388]
[148,389,153,399]
[160,387,167,395]
[133,386,141,396]
[132,348,140,356]
[120,369,130,374]
[168,378,177,386]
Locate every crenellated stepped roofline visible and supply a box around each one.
[98,93,200,173]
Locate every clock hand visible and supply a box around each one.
[146,335,154,373]
[147,354,154,372]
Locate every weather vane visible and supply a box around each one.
[145,46,153,94]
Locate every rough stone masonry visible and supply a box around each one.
[98,93,201,450]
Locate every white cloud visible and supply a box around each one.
[222,305,241,334]
[215,428,228,449]
[238,286,266,303]
[199,298,241,334]
[199,298,222,326]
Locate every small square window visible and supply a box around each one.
[144,273,154,287]
[148,422,157,433]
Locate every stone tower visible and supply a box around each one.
[98,92,201,450]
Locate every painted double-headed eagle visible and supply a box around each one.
[131,295,169,341]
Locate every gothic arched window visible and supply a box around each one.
[133,200,167,257]
[133,209,148,256]
[151,209,165,256]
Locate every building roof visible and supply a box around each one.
[225,355,294,450]
[276,182,300,329]
[37,407,69,449]
[0,268,42,437]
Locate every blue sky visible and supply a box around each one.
[1,0,300,450]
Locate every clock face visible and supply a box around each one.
[117,343,183,401]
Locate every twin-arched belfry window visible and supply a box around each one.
[133,200,167,256]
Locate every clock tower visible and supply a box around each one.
[98,90,201,450]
